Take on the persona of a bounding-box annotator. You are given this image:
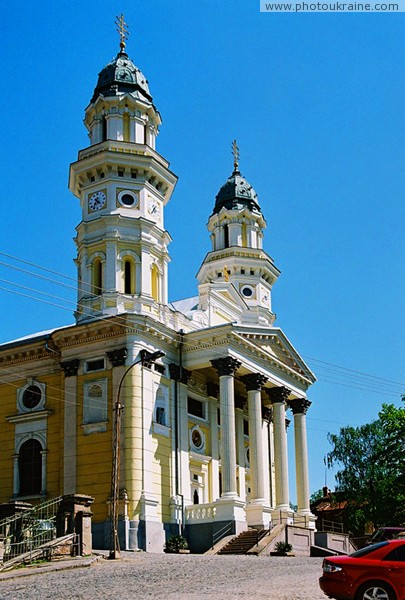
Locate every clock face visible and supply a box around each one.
[89,191,106,212]
[147,198,160,218]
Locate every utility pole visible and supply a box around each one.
[109,349,165,559]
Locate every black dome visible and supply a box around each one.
[212,168,261,215]
[91,51,153,105]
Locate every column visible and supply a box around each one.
[211,357,241,498]
[290,399,312,516]
[207,382,220,502]
[241,374,267,503]
[60,359,80,495]
[266,386,291,512]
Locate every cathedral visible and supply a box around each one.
[0,25,316,553]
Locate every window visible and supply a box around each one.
[243,419,249,436]
[187,397,205,420]
[85,358,105,372]
[19,439,42,496]
[190,426,205,452]
[224,224,229,248]
[83,380,108,433]
[92,259,103,296]
[17,381,46,413]
[383,546,405,561]
[241,285,254,298]
[123,258,135,294]
[153,385,169,436]
[22,385,42,410]
[156,406,165,425]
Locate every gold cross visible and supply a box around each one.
[232,139,239,170]
[115,14,130,52]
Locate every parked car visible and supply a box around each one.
[319,539,405,600]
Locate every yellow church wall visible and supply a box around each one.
[151,432,172,521]
[123,367,143,520]
[75,371,113,522]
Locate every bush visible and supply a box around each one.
[165,535,189,553]
[274,541,293,554]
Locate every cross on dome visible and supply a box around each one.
[115,13,130,53]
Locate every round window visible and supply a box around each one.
[192,429,203,449]
[118,191,138,207]
[241,285,254,298]
[22,385,42,409]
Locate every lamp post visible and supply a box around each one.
[109,349,165,559]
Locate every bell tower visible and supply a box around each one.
[69,17,177,323]
[197,141,280,326]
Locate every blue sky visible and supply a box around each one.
[1,1,404,501]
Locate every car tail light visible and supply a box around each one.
[323,561,343,573]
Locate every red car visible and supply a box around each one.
[319,539,405,600]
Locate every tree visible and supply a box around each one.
[327,401,405,535]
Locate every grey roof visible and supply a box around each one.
[91,51,153,105]
[212,168,261,215]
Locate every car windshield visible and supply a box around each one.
[350,542,389,558]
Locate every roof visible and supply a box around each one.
[212,168,261,215]
[90,51,153,105]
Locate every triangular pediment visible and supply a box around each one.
[233,326,316,384]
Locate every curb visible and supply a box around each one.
[0,555,102,580]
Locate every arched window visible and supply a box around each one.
[151,264,159,302]
[92,259,103,296]
[19,439,42,496]
[102,116,107,141]
[224,224,229,248]
[123,258,135,294]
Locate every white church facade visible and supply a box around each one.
[0,28,316,553]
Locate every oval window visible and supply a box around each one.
[22,385,42,409]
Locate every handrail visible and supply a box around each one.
[0,496,64,563]
[212,521,234,549]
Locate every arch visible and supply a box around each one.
[18,438,43,496]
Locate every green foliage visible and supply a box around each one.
[274,541,293,554]
[165,534,189,553]
[327,401,405,535]
[310,488,324,504]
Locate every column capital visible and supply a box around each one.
[240,373,268,392]
[289,398,312,415]
[266,386,291,404]
[168,363,191,384]
[106,347,128,367]
[262,406,273,423]
[60,359,80,377]
[211,357,241,377]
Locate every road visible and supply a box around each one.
[0,553,327,600]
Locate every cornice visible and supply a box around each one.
[6,409,53,424]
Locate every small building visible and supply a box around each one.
[0,30,317,552]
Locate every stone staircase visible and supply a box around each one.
[217,529,268,555]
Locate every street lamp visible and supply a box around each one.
[109,349,165,559]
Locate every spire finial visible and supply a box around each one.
[115,14,129,53]
[232,139,240,171]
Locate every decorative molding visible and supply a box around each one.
[188,374,207,396]
[106,347,128,367]
[262,406,273,423]
[289,398,312,415]
[211,357,241,377]
[240,373,268,392]
[6,410,52,425]
[60,360,80,377]
[265,386,291,405]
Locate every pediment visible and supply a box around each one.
[233,326,316,384]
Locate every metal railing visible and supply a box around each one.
[0,496,63,562]
[316,518,345,534]
[212,521,234,549]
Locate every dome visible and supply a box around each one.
[90,51,153,105]
[212,168,261,215]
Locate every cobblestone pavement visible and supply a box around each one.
[0,553,327,600]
